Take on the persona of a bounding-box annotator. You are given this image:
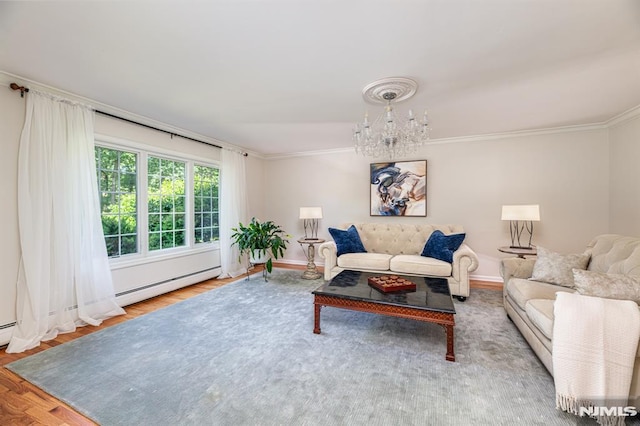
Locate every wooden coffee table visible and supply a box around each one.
[312,270,457,361]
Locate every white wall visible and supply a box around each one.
[609,110,640,236]
[264,127,612,281]
[0,85,24,334]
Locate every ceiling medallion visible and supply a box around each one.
[353,77,430,159]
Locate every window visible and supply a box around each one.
[96,146,138,257]
[194,164,220,244]
[96,142,219,259]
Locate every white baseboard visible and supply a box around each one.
[470,274,503,283]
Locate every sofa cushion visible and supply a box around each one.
[337,253,392,271]
[329,225,367,257]
[507,278,574,311]
[525,299,555,340]
[573,269,640,305]
[531,246,590,288]
[390,254,452,277]
[420,230,466,263]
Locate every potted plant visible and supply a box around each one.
[230,217,290,274]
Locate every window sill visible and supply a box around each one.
[109,242,220,271]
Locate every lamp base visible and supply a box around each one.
[509,245,535,250]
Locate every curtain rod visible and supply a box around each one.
[10,82,248,156]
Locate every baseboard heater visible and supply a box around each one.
[1,321,16,330]
[115,266,220,298]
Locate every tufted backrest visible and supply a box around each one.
[341,223,465,256]
[586,234,640,277]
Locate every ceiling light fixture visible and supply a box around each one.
[353,77,430,158]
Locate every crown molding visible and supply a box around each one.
[605,104,640,128]
[264,122,608,160]
[265,146,354,160]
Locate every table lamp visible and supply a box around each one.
[501,204,540,249]
[299,207,323,240]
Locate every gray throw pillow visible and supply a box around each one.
[530,246,590,288]
[573,269,640,304]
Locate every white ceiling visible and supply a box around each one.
[1,1,640,155]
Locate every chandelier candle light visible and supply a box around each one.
[501,204,541,249]
[353,77,431,158]
[299,207,323,240]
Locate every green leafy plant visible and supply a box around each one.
[230,217,290,273]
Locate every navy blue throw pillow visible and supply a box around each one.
[421,230,466,263]
[328,225,367,257]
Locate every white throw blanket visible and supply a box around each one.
[553,292,640,426]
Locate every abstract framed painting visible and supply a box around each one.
[370,160,427,216]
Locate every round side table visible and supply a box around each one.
[498,246,537,259]
[298,238,325,279]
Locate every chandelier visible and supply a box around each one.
[353,77,431,158]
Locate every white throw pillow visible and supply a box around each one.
[530,246,590,288]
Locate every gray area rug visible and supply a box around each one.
[7,269,588,425]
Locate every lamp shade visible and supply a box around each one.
[299,207,323,219]
[501,205,540,221]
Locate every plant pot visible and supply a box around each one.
[249,250,269,265]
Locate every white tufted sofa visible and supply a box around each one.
[501,234,640,405]
[318,223,479,301]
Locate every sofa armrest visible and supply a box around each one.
[499,257,536,289]
[451,243,479,283]
[318,241,337,280]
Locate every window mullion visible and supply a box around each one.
[186,161,194,248]
[138,153,149,256]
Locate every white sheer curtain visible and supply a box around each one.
[219,149,249,278]
[7,91,125,353]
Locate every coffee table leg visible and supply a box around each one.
[313,303,322,334]
[444,324,455,362]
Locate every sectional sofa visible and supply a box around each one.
[501,234,640,405]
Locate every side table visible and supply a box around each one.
[298,238,325,280]
[498,246,537,259]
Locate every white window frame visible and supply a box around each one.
[193,162,221,245]
[95,134,220,270]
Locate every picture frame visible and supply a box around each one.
[370,160,427,217]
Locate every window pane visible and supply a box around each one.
[121,215,137,234]
[175,214,185,229]
[149,214,160,232]
[104,236,119,257]
[175,231,185,246]
[121,235,137,255]
[175,196,185,213]
[162,231,174,248]
[149,156,186,251]
[148,176,161,194]
[96,146,138,258]
[161,214,173,231]
[148,157,160,175]
[193,165,220,244]
[149,232,161,251]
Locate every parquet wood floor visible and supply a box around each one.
[0,263,499,425]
